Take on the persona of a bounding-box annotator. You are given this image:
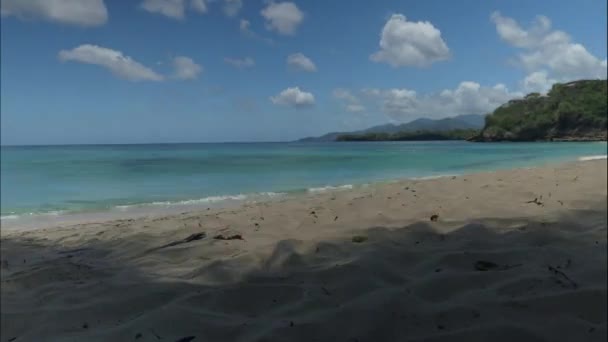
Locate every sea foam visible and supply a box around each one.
[307,184,353,193]
[412,174,460,180]
[579,155,607,161]
[1,211,65,221]
[114,192,286,210]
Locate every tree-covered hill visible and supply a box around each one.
[470,80,607,141]
[336,129,479,141]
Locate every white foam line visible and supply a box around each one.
[114,192,286,210]
[307,184,353,193]
[579,155,607,161]
[1,211,65,220]
[411,174,460,180]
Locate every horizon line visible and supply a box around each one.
[0,141,299,147]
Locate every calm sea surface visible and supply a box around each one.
[1,141,606,228]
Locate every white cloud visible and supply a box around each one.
[287,53,317,72]
[491,12,607,81]
[172,56,202,80]
[490,12,552,48]
[270,87,315,108]
[222,0,242,17]
[522,70,557,93]
[58,44,163,81]
[191,0,207,12]
[239,18,274,44]
[333,88,366,113]
[261,1,304,35]
[333,89,358,103]
[240,19,251,32]
[1,0,108,26]
[140,0,207,19]
[346,104,366,113]
[364,81,522,121]
[371,14,450,67]
[224,57,255,68]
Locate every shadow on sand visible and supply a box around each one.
[1,203,606,342]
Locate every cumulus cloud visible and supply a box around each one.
[58,44,163,81]
[333,89,358,103]
[1,0,107,26]
[191,0,207,12]
[522,70,557,93]
[491,12,607,81]
[239,19,274,44]
[270,87,315,108]
[261,1,304,35]
[364,81,522,121]
[333,88,365,112]
[490,12,552,48]
[346,104,366,113]
[140,0,207,19]
[172,56,202,80]
[240,19,251,32]
[287,53,317,72]
[224,57,255,68]
[222,0,242,17]
[371,14,450,67]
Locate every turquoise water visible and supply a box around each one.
[1,141,606,224]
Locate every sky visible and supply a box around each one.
[1,0,606,145]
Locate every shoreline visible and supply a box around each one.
[1,159,606,341]
[1,155,606,232]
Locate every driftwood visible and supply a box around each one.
[147,232,206,253]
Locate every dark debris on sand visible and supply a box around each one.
[352,236,368,243]
[213,234,243,241]
[547,265,578,289]
[175,337,196,342]
[148,232,207,252]
[474,260,523,271]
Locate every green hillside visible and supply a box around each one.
[471,80,607,141]
[336,129,479,141]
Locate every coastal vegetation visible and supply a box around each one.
[298,114,484,142]
[303,80,607,143]
[336,129,479,141]
[471,80,607,141]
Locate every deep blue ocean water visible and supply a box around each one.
[1,141,606,227]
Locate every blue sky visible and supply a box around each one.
[1,0,606,145]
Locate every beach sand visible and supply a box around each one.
[1,160,606,342]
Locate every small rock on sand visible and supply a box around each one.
[352,236,368,243]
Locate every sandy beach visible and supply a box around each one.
[1,160,606,342]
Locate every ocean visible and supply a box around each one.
[1,141,606,229]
